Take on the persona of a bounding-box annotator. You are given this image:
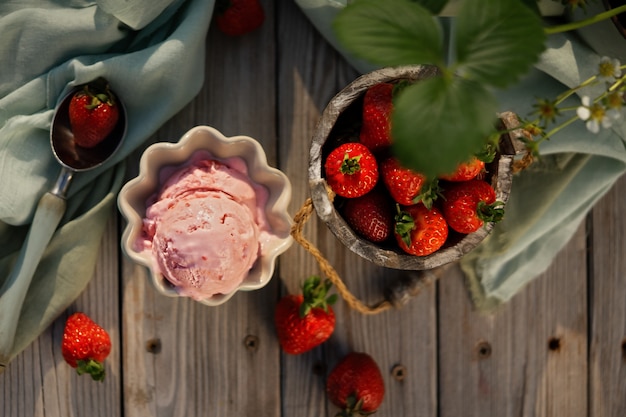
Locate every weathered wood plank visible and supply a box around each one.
[589,173,626,417]
[438,222,588,417]
[277,2,438,416]
[120,1,281,416]
[276,4,348,415]
[0,207,123,417]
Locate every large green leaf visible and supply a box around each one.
[409,0,449,15]
[455,0,546,88]
[390,75,498,178]
[333,0,445,68]
[518,0,541,15]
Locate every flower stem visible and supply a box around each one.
[608,72,626,92]
[554,75,599,105]
[545,4,626,35]
[542,115,580,141]
[556,105,580,112]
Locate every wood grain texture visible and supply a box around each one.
[589,173,626,417]
[438,222,588,417]
[0,208,122,417]
[1,1,625,417]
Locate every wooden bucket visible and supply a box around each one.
[308,65,525,271]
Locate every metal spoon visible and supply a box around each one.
[0,78,126,364]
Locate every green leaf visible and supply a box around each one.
[409,0,449,15]
[454,0,546,88]
[391,75,498,178]
[518,0,541,15]
[333,0,445,68]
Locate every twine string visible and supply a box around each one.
[290,197,393,315]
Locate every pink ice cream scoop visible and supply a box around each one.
[139,153,271,300]
[155,156,267,229]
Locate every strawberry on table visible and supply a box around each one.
[380,156,439,208]
[61,312,111,382]
[274,276,337,355]
[342,189,394,243]
[215,0,265,36]
[394,203,448,256]
[360,82,394,152]
[439,156,485,182]
[324,142,379,198]
[326,351,385,416]
[442,179,505,234]
[68,80,119,149]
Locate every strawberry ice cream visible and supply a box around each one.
[137,151,272,300]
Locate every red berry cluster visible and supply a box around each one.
[323,82,505,257]
[274,276,385,415]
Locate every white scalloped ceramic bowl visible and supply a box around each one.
[118,126,293,306]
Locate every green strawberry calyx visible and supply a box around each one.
[412,178,442,210]
[76,358,106,382]
[340,152,363,176]
[300,275,338,317]
[394,205,415,248]
[336,395,374,417]
[79,78,116,110]
[475,132,500,164]
[477,200,505,224]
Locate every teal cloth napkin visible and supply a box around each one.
[0,0,215,368]
[295,1,626,310]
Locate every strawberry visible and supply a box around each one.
[324,142,379,198]
[380,156,439,208]
[61,312,111,382]
[326,352,385,416]
[215,0,265,36]
[439,156,485,182]
[68,80,119,149]
[342,189,393,243]
[394,204,448,256]
[274,276,338,355]
[441,179,505,234]
[360,83,394,152]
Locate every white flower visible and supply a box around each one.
[598,57,622,81]
[577,96,619,134]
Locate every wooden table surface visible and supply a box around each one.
[2,2,625,416]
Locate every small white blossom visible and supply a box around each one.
[598,57,622,81]
[577,96,619,134]
[576,96,591,119]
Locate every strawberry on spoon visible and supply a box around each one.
[0,78,125,364]
[68,80,120,149]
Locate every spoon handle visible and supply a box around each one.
[0,192,66,363]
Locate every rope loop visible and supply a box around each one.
[290,197,393,314]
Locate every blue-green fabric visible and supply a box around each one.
[0,0,214,365]
[295,1,626,310]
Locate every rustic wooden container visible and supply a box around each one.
[308,65,523,271]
